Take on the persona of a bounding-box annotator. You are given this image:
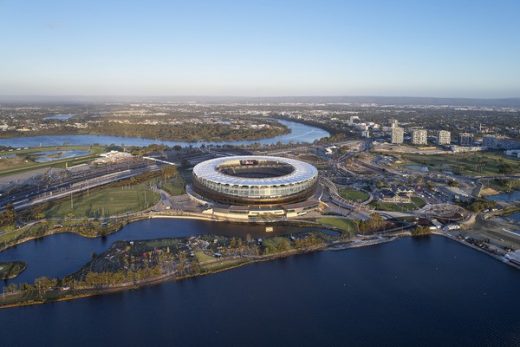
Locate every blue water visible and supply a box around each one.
[43,114,74,121]
[507,212,520,223]
[0,234,518,346]
[487,190,520,203]
[0,219,305,289]
[0,120,329,148]
[33,150,90,163]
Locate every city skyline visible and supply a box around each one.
[1,0,519,98]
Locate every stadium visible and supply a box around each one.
[192,156,318,206]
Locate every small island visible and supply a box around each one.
[0,217,404,309]
[0,261,26,280]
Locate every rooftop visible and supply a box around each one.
[193,155,318,187]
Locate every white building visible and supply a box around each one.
[412,129,428,145]
[450,145,483,153]
[94,150,133,164]
[391,127,404,144]
[437,130,451,145]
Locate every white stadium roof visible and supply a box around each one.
[193,156,318,187]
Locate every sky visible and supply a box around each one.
[0,0,519,98]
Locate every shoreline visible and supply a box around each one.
[0,212,323,253]
[1,230,518,310]
[1,208,519,309]
[0,237,387,310]
[433,231,520,270]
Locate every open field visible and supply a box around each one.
[44,181,160,218]
[372,196,426,212]
[317,217,358,235]
[0,145,104,177]
[398,152,520,176]
[194,250,216,263]
[338,187,369,202]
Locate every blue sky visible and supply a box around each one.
[1,0,519,97]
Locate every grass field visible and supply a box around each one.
[0,145,104,177]
[371,196,426,212]
[200,258,247,272]
[45,181,160,218]
[157,176,185,196]
[399,152,520,176]
[194,250,216,263]
[338,187,369,202]
[317,217,358,235]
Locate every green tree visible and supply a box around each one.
[0,204,16,226]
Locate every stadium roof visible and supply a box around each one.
[193,156,318,186]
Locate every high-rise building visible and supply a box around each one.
[412,129,428,145]
[391,127,404,144]
[437,130,451,145]
[459,133,474,146]
[390,119,399,129]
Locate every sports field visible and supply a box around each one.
[338,187,369,202]
[371,197,426,212]
[45,182,160,218]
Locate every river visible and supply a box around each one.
[0,219,519,346]
[487,190,520,203]
[0,120,329,148]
